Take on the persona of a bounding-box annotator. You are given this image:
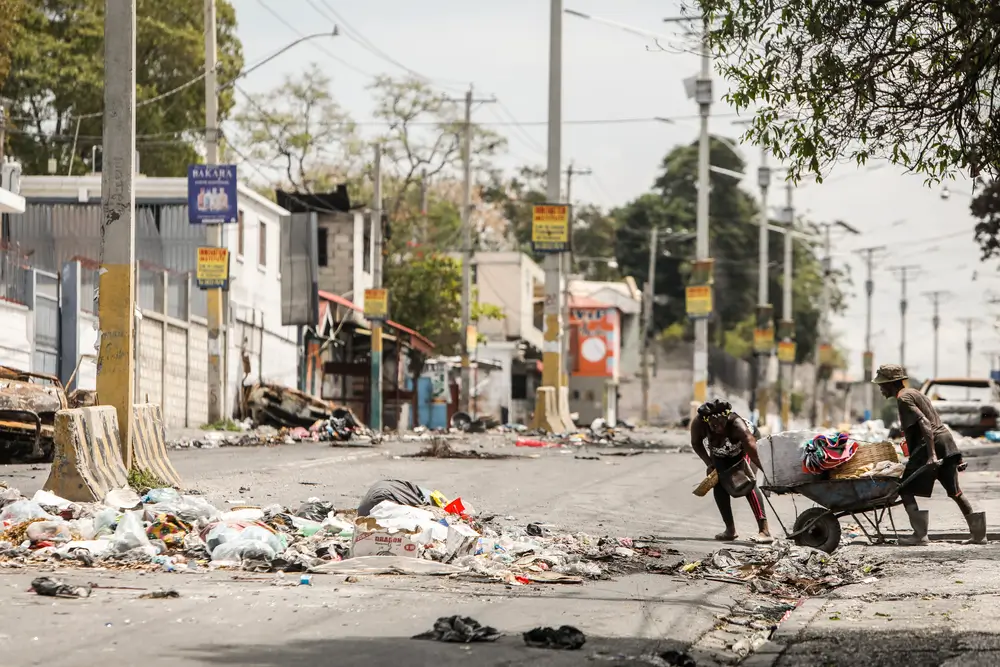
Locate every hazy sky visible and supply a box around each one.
[232,0,996,381]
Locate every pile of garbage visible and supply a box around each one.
[678,543,883,598]
[0,485,673,584]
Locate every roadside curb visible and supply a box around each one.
[740,597,828,667]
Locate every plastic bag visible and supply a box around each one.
[26,521,73,543]
[146,495,220,524]
[204,521,284,554]
[93,508,119,537]
[70,517,97,541]
[0,500,54,523]
[111,510,151,552]
[211,540,277,564]
[321,514,355,536]
[143,488,181,504]
[368,501,448,544]
[295,500,334,522]
[104,487,142,510]
[30,490,74,511]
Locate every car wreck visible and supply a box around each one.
[919,377,1000,438]
[0,366,68,462]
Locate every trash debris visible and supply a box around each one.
[408,437,513,460]
[357,480,431,517]
[139,589,180,600]
[659,649,698,667]
[30,576,92,598]
[413,616,502,643]
[523,625,586,650]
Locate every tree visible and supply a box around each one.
[3,0,243,177]
[971,180,1000,258]
[0,0,23,92]
[572,204,620,281]
[700,0,1000,183]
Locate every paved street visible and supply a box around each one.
[1,435,1000,666]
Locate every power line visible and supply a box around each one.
[255,0,372,77]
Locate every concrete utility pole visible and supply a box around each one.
[924,290,952,377]
[959,318,978,395]
[856,245,886,417]
[535,0,573,432]
[563,161,591,378]
[754,148,772,425]
[204,0,226,423]
[453,86,495,416]
[97,0,137,462]
[889,265,921,369]
[640,226,659,423]
[778,182,793,430]
[370,145,383,431]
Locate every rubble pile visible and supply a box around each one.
[679,542,884,598]
[0,485,670,585]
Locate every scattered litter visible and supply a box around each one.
[30,576,91,599]
[523,625,586,650]
[139,589,180,600]
[409,438,514,460]
[659,649,697,667]
[413,616,502,643]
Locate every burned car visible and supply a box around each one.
[0,366,68,462]
[919,377,1000,438]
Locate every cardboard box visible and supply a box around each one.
[445,523,480,560]
[351,516,421,558]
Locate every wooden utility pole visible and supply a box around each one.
[888,265,921,370]
[923,290,952,377]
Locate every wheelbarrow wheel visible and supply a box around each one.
[792,507,841,553]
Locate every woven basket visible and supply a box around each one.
[831,441,899,479]
[693,469,719,497]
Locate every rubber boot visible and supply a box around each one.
[964,511,987,545]
[900,510,929,546]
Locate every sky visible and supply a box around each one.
[231,0,997,382]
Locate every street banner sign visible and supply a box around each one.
[364,288,389,321]
[778,341,796,363]
[753,327,775,354]
[196,247,230,290]
[685,285,713,318]
[188,164,239,224]
[531,204,571,253]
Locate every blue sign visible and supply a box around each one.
[187,164,238,224]
[991,370,1000,383]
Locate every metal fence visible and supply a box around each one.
[0,242,30,305]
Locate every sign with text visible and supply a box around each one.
[753,327,775,354]
[685,285,713,318]
[777,341,796,363]
[862,351,874,374]
[530,203,571,253]
[196,247,230,290]
[819,343,836,368]
[187,164,238,224]
[364,289,389,321]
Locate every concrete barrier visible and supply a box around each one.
[43,406,129,503]
[131,403,182,488]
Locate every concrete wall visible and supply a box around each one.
[316,211,372,307]
[0,300,32,370]
[471,252,544,350]
[475,340,516,420]
[135,312,209,429]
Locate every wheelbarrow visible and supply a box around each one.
[759,463,938,553]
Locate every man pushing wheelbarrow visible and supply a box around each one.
[873,363,987,545]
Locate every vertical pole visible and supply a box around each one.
[641,226,658,424]
[900,269,908,369]
[370,145,383,431]
[693,17,712,409]
[964,319,975,398]
[460,87,473,415]
[864,251,874,416]
[780,184,793,430]
[419,168,428,243]
[755,148,770,425]
[204,0,225,423]
[536,0,569,431]
[932,295,940,377]
[98,0,137,463]
[811,224,831,426]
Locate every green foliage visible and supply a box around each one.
[790,391,804,417]
[0,0,23,92]
[971,179,1000,258]
[384,254,501,356]
[700,0,998,182]
[4,0,243,177]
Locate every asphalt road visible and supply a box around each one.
[1,433,999,666]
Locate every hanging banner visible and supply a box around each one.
[364,289,389,321]
[753,327,775,354]
[530,204,571,253]
[187,164,239,224]
[685,285,713,318]
[777,341,796,363]
[196,247,230,290]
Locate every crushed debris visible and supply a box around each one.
[413,616,502,643]
[408,438,514,460]
[139,589,180,599]
[30,576,91,598]
[523,625,586,650]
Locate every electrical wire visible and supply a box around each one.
[255,0,372,77]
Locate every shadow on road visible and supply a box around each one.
[185,635,708,667]
[775,628,1000,666]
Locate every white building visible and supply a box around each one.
[14,175,296,427]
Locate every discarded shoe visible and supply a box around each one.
[30,576,91,598]
[523,625,586,650]
[413,616,502,643]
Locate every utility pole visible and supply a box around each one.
[452,86,495,416]
[753,148,772,426]
[924,289,952,377]
[641,226,659,423]
[888,265,921,369]
[959,318,978,396]
[563,162,591,379]
[204,0,226,423]
[777,182,793,430]
[535,0,573,432]
[97,0,137,461]
[856,244,886,418]
[370,145,383,430]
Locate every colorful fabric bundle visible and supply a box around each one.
[801,432,858,475]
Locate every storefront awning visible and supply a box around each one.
[318,290,435,354]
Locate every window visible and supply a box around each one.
[512,374,528,400]
[317,226,329,267]
[237,210,245,257]
[363,214,372,273]
[258,220,267,268]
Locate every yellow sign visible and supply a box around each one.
[196,247,230,289]
[685,285,713,318]
[862,351,874,373]
[819,343,835,367]
[364,288,389,321]
[466,325,478,354]
[530,204,571,253]
[777,341,796,363]
[753,327,775,354]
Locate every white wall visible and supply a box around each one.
[0,301,32,370]
[226,192,298,402]
[476,340,516,420]
[472,252,544,349]
[75,313,99,389]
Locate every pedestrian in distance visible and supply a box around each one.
[873,363,987,545]
[690,399,773,543]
